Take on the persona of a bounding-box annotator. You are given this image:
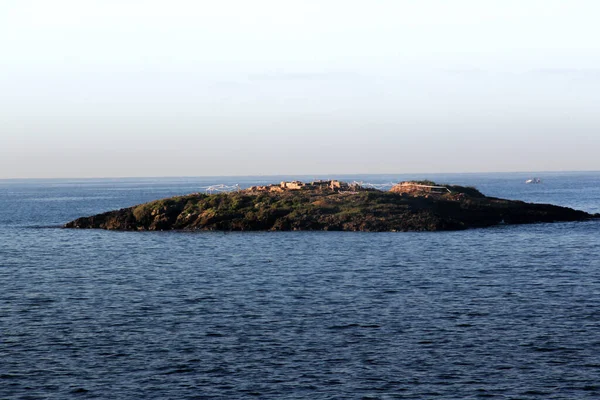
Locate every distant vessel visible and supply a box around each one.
[525,178,542,184]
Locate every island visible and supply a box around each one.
[63,180,599,232]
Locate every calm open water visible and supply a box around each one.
[1,172,600,399]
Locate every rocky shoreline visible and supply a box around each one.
[64,180,599,232]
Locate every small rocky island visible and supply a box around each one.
[64,180,598,232]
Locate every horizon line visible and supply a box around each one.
[1,169,598,182]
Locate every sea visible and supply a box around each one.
[1,171,600,400]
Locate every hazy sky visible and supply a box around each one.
[1,0,599,178]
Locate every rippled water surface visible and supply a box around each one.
[1,172,600,399]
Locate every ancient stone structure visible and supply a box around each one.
[247,180,355,193]
[389,182,451,196]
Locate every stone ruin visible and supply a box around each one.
[244,180,463,197]
[389,182,451,196]
[247,180,362,193]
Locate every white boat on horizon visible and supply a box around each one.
[525,178,542,184]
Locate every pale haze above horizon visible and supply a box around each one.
[1,0,599,179]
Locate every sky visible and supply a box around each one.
[1,0,599,178]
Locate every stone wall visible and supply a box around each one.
[389,182,449,196]
[247,180,353,193]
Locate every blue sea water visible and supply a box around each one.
[1,172,600,399]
